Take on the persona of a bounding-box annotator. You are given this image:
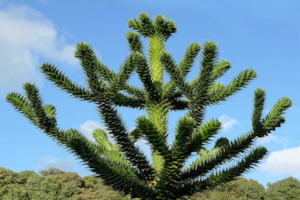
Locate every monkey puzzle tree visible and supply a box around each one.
[6,13,292,200]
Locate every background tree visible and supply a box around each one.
[193,178,265,200]
[217,178,265,200]
[0,167,132,200]
[6,13,292,199]
[40,168,65,177]
[266,177,300,200]
[2,167,300,200]
[0,168,29,200]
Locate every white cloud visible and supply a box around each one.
[79,120,106,142]
[260,146,300,178]
[0,3,77,94]
[219,114,240,131]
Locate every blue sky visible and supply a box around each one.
[1,0,300,187]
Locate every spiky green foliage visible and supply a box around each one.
[7,13,291,200]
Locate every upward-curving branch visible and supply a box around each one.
[7,13,291,200]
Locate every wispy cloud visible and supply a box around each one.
[36,120,110,176]
[135,139,152,162]
[34,0,49,4]
[36,156,92,176]
[219,114,240,131]
[36,156,76,172]
[260,146,300,178]
[257,134,288,147]
[0,3,77,94]
[290,106,300,114]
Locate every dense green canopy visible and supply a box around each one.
[0,167,132,200]
[1,167,300,200]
